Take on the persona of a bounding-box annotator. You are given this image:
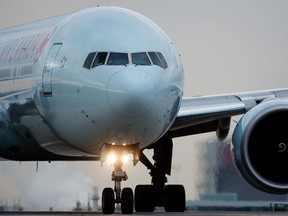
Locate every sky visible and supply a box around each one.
[0,0,288,210]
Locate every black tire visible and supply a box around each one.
[164,185,186,212]
[121,187,133,214]
[134,185,154,212]
[102,187,115,214]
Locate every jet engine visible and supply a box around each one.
[232,99,288,194]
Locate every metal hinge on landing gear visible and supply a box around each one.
[112,170,128,182]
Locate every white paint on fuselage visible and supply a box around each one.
[1,7,184,156]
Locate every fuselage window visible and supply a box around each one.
[132,52,151,65]
[107,53,129,65]
[157,52,168,69]
[83,52,96,69]
[92,52,108,68]
[148,52,163,68]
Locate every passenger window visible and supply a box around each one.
[132,52,151,65]
[92,52,108,68]
[83,52,96,69]
[148,52,163,68]
[157,52,168,69]
[107,53,129,65]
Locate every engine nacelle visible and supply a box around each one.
[232,99,288,194]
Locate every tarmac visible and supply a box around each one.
[0,212,288,216]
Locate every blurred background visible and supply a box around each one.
[0,0,288,211]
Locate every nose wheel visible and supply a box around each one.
[121,187,134,214]
[102,186,133,214]
[102,187,115,214]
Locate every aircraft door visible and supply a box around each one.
[43,43,62,96]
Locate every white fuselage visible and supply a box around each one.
[0,7,184,158]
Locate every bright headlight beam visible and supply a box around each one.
[107,153,117,164]
[121,154,129,163]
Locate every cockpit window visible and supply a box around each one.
[148,52,163,68]
[157,52,168,69]
[92,52,108,68]
[83,52,96,69]
[83,51,168,69]
[132,52,151,65]
[107,53,129,65]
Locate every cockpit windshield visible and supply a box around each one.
[148,52,162,68]
[92,52,108,68]
[83,51,168,69]
[132,52,151,65]
[83,52,96,69]
[107,53,129,65]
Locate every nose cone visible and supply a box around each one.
[107,69,156,117]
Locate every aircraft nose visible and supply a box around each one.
[107,69,156,117]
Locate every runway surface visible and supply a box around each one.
[0,212,288,216]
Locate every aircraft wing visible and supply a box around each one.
[169,88,288,138]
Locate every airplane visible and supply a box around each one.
[0,5,287,214]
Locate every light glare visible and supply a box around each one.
[122,154,129,163]
[107,153,116,164]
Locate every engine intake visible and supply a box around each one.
[232,100,288,194]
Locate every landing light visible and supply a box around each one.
[122,154,130,163]
[107,153,117,164]
[101,143,139,166]
[107,152,130,164]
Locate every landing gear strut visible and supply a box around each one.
[135,134,186,212]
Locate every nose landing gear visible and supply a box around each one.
[102,160,133,214]
[101,144,138,214]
